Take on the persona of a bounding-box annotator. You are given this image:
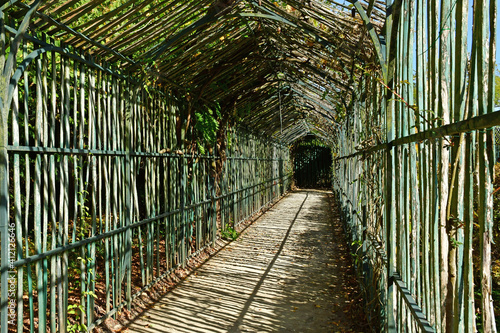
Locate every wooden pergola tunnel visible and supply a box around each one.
[0,0,498,332]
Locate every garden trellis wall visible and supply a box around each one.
[334,0,498,332]
[0,22,291,332]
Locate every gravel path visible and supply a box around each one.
[126,190,367,332]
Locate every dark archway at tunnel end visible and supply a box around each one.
[291,135,333,189]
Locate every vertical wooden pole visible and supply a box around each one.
[124,78,132,310]
[0,23,8,330]
[34,43,46,332]
[385,0,397,330]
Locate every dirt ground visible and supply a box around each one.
[98,190,369,332]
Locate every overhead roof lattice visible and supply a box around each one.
[4,0,383,144]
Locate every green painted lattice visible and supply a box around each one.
[0,28,292,332]
[334,0,498,331]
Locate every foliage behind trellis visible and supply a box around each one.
[291,136,332,188]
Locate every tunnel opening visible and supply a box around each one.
[291,135,332,189]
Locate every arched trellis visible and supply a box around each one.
[0,0,498,332]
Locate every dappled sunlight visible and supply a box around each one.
[126,191,367,332]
